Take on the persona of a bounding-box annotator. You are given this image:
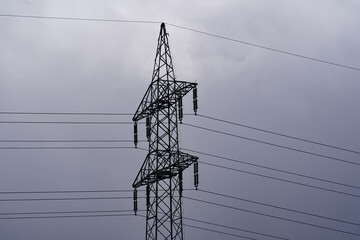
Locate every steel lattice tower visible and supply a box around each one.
[132,23,199,240]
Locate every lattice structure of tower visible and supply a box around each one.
[132,23,199,240]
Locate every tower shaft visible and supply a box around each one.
[132,23,198,240]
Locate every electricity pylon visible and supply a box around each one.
[132,23,199,240]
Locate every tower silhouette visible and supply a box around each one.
[133,23,199,240]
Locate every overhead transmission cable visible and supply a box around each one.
[184,217,288,240]
[198,189,360,227]
[183,123,360,166]
[165,23,360,72]
[0,196,141,202]
[145,146,360,197]
[0,213,136,220]
[199,161,360,198]
[0,14,161,24]
[0,111,133,115]
[2,187,358,227]
[184,148,360,190]
[183,224,257,240]
[0,121,139,124]
[184,196,360,237]
[136,214,257,240]
[0,146,136,150]
[0,14,359,72]
[0,189,135,194]
[0,209,143,216]
[1,111,358,157]
[197,114,360,155]
[2,187,358,228]
[1,211,258,240]
[0,140,146,143]
[0,188,195,195]
[3,145,358,195]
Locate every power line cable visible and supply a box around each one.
[2,111,358,158]
[184,217,288,240]
[183,224,257,240]
[0,196,140,202]
[3,212,261,239]
[0,188,195,194]
[137,147,150,153]
[0,209,143,216]
[0,121,139,124]
[0,146,136,150]
[165,23,360,72]
[0,189,135,194]
[3,143,357,198]
[184,148,360,190]
[1,187,356,228]
[199,161,360,198]
[2,111,358,156]
[183,123,360,166]
[0,190,134,194]
[197,114,360,155]
[198,189,360,227]
[0,14,161,24]
[0,213,136,220]
[0,111,194,116]
[0,111,133,115]
[0,140,146,143]
[0,14,359,72]
[2,111,357,159]
[184,196,360,237]
[136,214,256,240]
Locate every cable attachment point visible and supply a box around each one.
[194,161,199,190]
[133,121,138,148]
[146,185,150,207]
[193,87,198,115]
[179,170,183,197]
[178,97,183,123]
[133,188,138,215]
[146,116,151,140]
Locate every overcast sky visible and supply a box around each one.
[1,0,360,239]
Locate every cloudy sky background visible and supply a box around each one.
[1,0,360,239]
